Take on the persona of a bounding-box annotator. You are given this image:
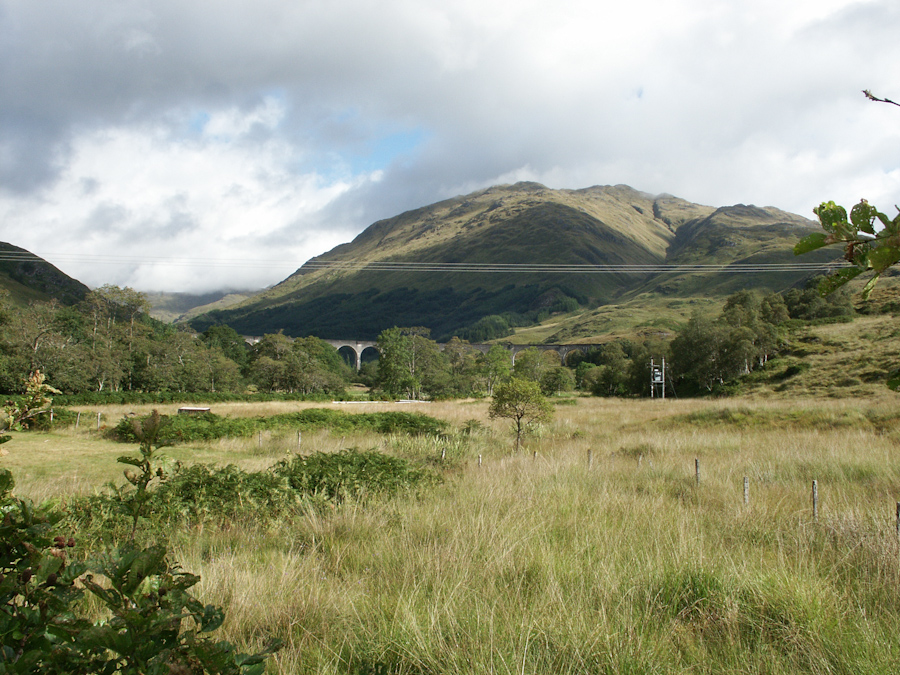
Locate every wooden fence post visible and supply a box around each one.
[695,458,700,486]
[812,480,819,522]
[75,411,81,429]
[478,454,482,468]
[97,412,101,430]
[298,431,302,448]
[743,477,749,505]
[587,449,593,469]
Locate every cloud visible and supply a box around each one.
[1,0,898,291]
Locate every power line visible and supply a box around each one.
[299,260,848,273]
[0,250,849,274]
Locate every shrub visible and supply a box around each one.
[1,392,279,674]
[111,409,449,445]
[272,448,440,503]
[150,463,293,522]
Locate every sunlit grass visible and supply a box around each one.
[6,394,900,673]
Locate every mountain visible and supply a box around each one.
[190,183,838,340]
[145,290,261,323]
[0,242,90,306]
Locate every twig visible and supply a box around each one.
[863,90,900,108]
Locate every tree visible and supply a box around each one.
[669,313,731,392]
[442,337,480,397]
[476,344,511,396]
[290,337,348,395]
[540,366,575,396]
[201,324,250,370]
[489,377,553,452]
[375,327,448,400]
[512,347,556,383]
[760,292,790,326]
[596,342,630,396]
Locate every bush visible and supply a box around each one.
[1,465,278,674]
[111,409,449,445]
[272,448,440,503]
[149,463,294,523]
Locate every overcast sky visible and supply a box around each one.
[2,0,898,293]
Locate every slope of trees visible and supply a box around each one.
[0,287,351,397]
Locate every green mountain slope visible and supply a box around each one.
[190,183,834,340]
[146,290,261,323]
[0,243,90,306]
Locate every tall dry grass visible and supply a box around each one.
[182,397,900,672]
[8,395,900,672]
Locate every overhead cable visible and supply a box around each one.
[0,250,849,274]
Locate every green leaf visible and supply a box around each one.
[82,576,123,609]
[200,604,225,633]
[817,267,863,295]
[814,201,848,233]
[850,200,878,235]
[875,210,894,230]
[0,468,14,494]
[119,546,168,594]
[860,274,880,300]
[794,232,830,255]
[866,245,900,273]
[116,456,144,467]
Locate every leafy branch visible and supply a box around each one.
[794,90,900,390]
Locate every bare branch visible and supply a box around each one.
[863,89,900,108]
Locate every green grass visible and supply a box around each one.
[5,395,900,673]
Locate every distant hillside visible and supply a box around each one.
[0,243,90,306]
[145,290,261,323]
[190,183,840,340]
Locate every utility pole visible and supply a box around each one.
[650,357,665,399]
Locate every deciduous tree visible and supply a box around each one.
[489,377,553,452]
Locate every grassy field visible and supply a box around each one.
[6,394,900,673]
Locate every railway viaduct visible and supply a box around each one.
[320,339,596,371]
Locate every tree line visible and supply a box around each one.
[0,279,857,399]
[0,286,351,397]
[365,284,856,400]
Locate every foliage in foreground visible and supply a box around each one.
[1,384,279,674]
[796,199,900,390]
[796,199,900,300]
[0,481,278,674]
